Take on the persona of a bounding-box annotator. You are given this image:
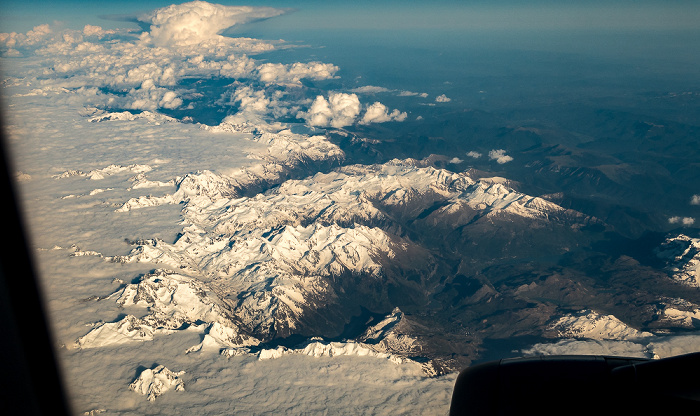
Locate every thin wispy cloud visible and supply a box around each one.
[350,86,428,98]
[348,85,391,94]
[398,90,428,98]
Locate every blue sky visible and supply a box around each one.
[2,0,699,33]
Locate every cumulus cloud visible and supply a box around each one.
[257,62,338,86]
[0,13,411,121]
[298,94,407,128]
[0,24,53,55]
[218,87,294,118]
[3,48,21,57]
[449,157,463,164]
[466,151,482,159]
[0,3,317,114]
[669,216,695,226]
[136,86,183,110]
[300,96,332,127]
[82,24,106,37]
[488,149,513,164]
[1,23,260,109]
[324,93,362,127]
[691,195,700,205]
[26,24,52,40]
[1,2,407,125]
[115,62,179,87]
[435,94,451,103]
[359,102,407,125]
[228,86,270,114]
[137,1,286,47]
[298,93,361,128]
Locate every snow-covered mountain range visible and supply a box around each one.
[68,100,699,377]
[547,309,653,340]
[74,133,605,372]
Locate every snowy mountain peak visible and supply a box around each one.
[356,307,426,358]
[129,365,185,402]
[117,120,344,212]
[76,270,260,350]
[548,309,653,341]
[358,307,404,343]
[656,234,700,287]
[75,314,164,349]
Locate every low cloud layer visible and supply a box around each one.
[521,333,700,360]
